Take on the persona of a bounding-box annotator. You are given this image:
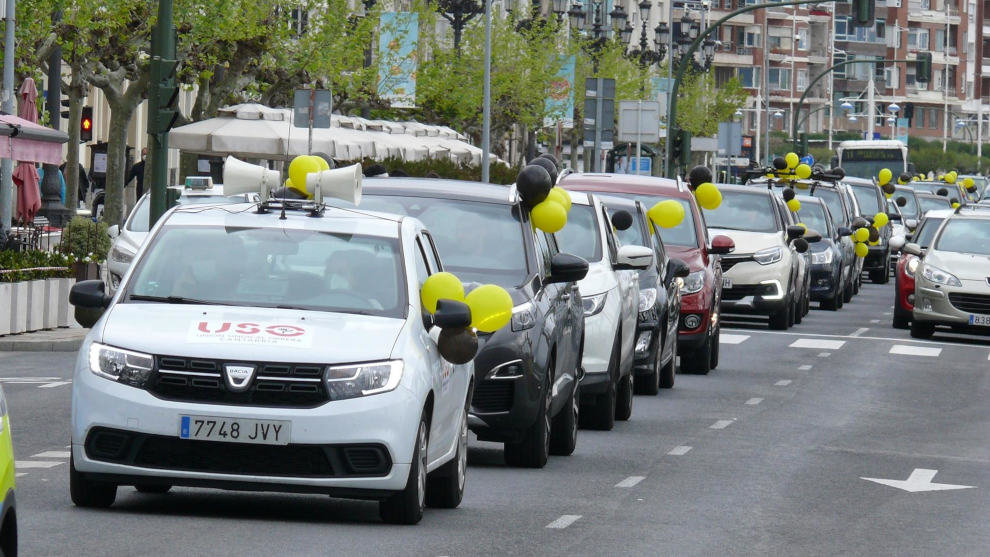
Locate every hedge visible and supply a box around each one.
[0,250,75,282]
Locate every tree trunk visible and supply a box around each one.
[569,126,579,170]
[64,95,82,210]
[102,100,138,226]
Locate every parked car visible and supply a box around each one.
[598,195,684,394]
[360,180,587,466]
[842,177,891,283]
[555,191,651,429]
[796,196,851,310]
[803,181,859,303]
[0,385,16,557]
[559,174,731,375]
[769,188,812,324]
[959,174,988,198]
[890,209,953,329]
[892,186,922,231]
[705,185,809,330]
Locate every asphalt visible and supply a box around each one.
[3,281,990,556]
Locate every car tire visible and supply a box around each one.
[892,310,910,329]
[549,383,579,456]
[634,329,662,396]
[680,330,712,375]
[842,278,854,303]
[769,298,790,330]
[910,320,935,339]
[707,326,719,370]
[661,333,678,388]
[70,456,117,509]
[426,399,468,508]
[793,298,803,324]
[821,294,839,311]
[615,372,633,421]
[504,374,552,468]
[581,340,618,431]
[380,417,428,524]
[134,484,172,494]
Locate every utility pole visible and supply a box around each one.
[38,5,72,227]
[147,0,178,226]
[481,0,492,183]
[0,0,15,231]
[866,75,875,140]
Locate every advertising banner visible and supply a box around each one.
[378,12,419,108]
[544,55,576,128]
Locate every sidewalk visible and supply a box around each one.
[0,327,88,352]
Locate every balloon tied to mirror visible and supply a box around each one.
[421,272,513,364]
[516,154,572,233]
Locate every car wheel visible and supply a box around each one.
[380,417,428,524]
[836,284,845,308]
[892,309,910,329]
[0,504,15,557]
[793,297,803,324]
[70,456,117,508]
[910,320,935,339]
[504,374,552,467]
[821,293,839,311]
[580,340,618,431]
[615,372,634,421]
[769,298,790,330]
[660,332,677,388]
[707,326,719,370]
[426,399,468,508]
[634,329,662,396]
[680,329,712,375]
[549,383,579,456]
[134,484,171,494]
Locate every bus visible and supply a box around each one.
[833,140,909,180]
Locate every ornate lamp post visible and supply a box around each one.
[437,0,483,53]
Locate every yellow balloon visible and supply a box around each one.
[315,156,331,172]
[420,272,465,314]
[873,212,889,228]
[945,171,958,184]
[854,228,869,242]
[465,284,513,333]
[869,239,880,246]
[884,191,893,199]
[963,177,975,189]
[695,182,722,210]
[547,187,571,211]
[648,199,685,228]
[785,152,800,169]
[795,163,812,180]
[952,202,961,209]
[854,242,869,258]
[531,200,567,233]
[878,168,892,186]
[288,155,323,195]
[284,178,294,188]
[786,198,801,212]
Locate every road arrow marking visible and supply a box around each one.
[861,468,975,493]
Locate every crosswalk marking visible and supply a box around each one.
[32,451,70,459]
[798,364,813,370]
[775,380,792,386]
[719,334,750,345]
[546,515,582,529]
[615,476,645,488]
[710,419,734,430]
[745,398,763,405]
[38,381,71,388]
[667,446,692,455]
[790,338,846,350]
[15,460,64,469]
[890,344,942,357]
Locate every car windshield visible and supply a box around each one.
[918,196,952,213]
[704,190,778,233]
[554,204,603,262]
[935,218,990,256]
[127,194,239,232]
[807,188,846,228]
[796,202,831,237]
[914,217,945,249]
[602,193,698,247]
[360,195,529,287]
[849,185,882,215]
[604,205,648,248]
[893,191,919,217]
[126,226,407,318]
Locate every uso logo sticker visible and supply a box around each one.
[188,321,312,347]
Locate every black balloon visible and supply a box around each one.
[688,165,713,188]
[936,188,949,197]
[852,217,870,229]
[773,157,787,170]
[528,157,559,184]
[782,188,796,201]
[967,185,977,193]
[271,186,307,199]
[868,226,880,243]
[793,238,809,253]
[882,183,896,195]
[950,197,959,205]
[899,172,912,184]
[516,165,553,207]
[538,153,560,170]
[831,167,846,179]
[438,327,479,365]
[611,210,633,231]
[895,196,907,207]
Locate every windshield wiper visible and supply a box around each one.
[129,294,230,306]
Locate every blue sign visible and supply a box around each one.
[617,156,651,174]
[800,155,814,166]
[544,55,576,127]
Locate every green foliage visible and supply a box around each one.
[58,217,111,263]
[675,72,747,137]
[357,157,520,184]
[0,250,74,282]
[906,137,990,174]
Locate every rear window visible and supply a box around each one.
[918,196,951,213]
[807,188,846,229]
[704,190,778,233]
[554,205,603,263]
[849,184,882,215]
[601,192,698,247]
[796,201,832,237]
[893,190,919,217]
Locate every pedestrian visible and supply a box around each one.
[60,162,91,208]
[126,147,148,198]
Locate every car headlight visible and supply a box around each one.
[110,245,134,265]
[680,270,705,294]
[88,342,154,387]
[511,302,536,332]
[920,263,962,287]
[324,360,403,401]
[905,257,920,277]
[582,292,608,316]
[754,246,783,265]
[638,288,658,312]
[811,250,833,265]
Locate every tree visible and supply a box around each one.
[675,71,747,138]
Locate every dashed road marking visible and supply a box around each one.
[745,398,763,405]
[39,381,71,388]
[719,334,750,345]
[775,380,792,386]
[799,364,813,370]
[851,328,869,337]
[667,446,692,455]
[615,476,646,488]
[870,319,882,324]
[722,328,983,350]
[710,419,735,430]
[15,460,64,469]
[546,515,582,529]
[15,473,26,478]
[818,352,831,358]
[790,338,846,350]
[890,344,942,357]
[32,451,70,459]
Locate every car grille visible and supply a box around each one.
[471,380,514,413]
[949,292,990,314]
[722,284,775,301]
[720,255,753,274]
[84,427,391,477]
[147,356,328,408]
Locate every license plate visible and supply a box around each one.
[178,415,290,445]
[969,314,990,327]
[723,277,733,289]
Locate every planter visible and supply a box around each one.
[42,279,60,330]
[26,279,46,331]
[72,261,100,282]
[0,283,11,336]
[10,281,27,334]
[56,277,75,328]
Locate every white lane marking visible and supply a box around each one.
[719,333,750,345]
[31,451,70,459]
[668,445,692,455]
[775,380,792,386]
[851,328,869,337]
[546,515,582,529]
[818,352,831,358]
[15,460,64,469]
[615,476,646,488]
[15,473,26,478]
[721,328,983,349]
[883,312,892,316]
[39,381,71,388]
[745,397,763,405]
[710,419,735,429]
[890,344,942,357]
[870,319,882,324]
[799,364,813,370]
[790,338,846,350]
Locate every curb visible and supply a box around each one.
[0,333,87,353]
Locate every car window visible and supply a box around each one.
[934,218,990,255]
[918,196,951,213]
[914,217,945,248]
[596,192,699,248]
[414,239,432,288]
[554,204,604,263]
[126,194,238,233]
[704,190,778,233]
[808,188,847,229]
[361,195,529,288]
[796,202,832,238]
[849,185,882,215]
[893,190,919,217]
[605,205,648,248]
[601,206,620,262]
[420,232,442,273]
[534,230,553,274]
[127,226,407,318]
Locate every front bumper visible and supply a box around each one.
[912,279,990,328]
[719,259,791,315]
[633,307,661,374]
[809,264,841,300]
[863,246,888,271]
[466,336,543,444]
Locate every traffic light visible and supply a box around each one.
[670,128,692,171]
[915,52,932,83]
[80,106,93,143]
[149,56,180,135]
[851,0,875,28]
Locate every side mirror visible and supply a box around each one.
[664,258,691,285]
[433,299,472,329]
[107,225,119,238]
[905,218,918,230]
[889,235,906,253]
[709,234,735,255]
[803,229,823,243]
[610,210,633,231]
[547,253,589,284]
[69,280,112,328]
[837,226,853,237]
[614,245,654,271]
[902,242,924,257]
[786,225,805,240]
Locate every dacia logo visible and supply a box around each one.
[224,364,256,393]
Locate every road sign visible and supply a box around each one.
[617,101,661,143]
[616,156,651,174]
[583,78,616,173]
[293,88,332,129]
[861,468,975,493]
[717,121,743,157]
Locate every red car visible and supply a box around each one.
[892,209,952,329]
[559,173,734,374]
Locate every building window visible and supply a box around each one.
[835,18,847,38]
[768,68,792,90]
[908,28,929,51]
[916,108,926,128]
[797,69,808,91]
[906,65,916,86]
[834,53,846,78]
[929,108,939,129]
[738,67,760,88]
[745,31,761,47]
[796,28,808,50]
[935,29,945,52]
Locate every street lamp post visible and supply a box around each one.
[361,0,377,119]
[437,0,483,53]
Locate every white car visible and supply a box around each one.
[554,192,652,430]
[106,185,252,290]
[69,185,475,525]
